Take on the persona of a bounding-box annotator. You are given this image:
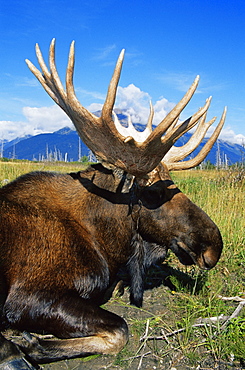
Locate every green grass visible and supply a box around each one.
[1,162,244,368]
[0,159,88,184]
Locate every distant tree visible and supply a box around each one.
[88,150,97,163]
[0,141,3,158]
[240,141,245,167]
[80,155,89,163]
[215,141,222,169]
[203,160,215,170]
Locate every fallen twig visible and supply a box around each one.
[139,319,150,342]
[195,314,229,324]
[219,299,245,331]
[119,352,151,363]
[160,328,170,344]
[218,294,245,302]
[138,319,150,369]
[143,323,216,341]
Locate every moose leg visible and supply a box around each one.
[3,293,128,364]
[0,333,37,369]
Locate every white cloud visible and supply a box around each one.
[152,98,176,125]
[115,84,175,125]
[115,84,152,124]
[0,105,72,141]
[0,84,175,140]
[86,103,103,112]
[207,125,245,145]
[22,105,71,131]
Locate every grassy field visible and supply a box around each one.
[0,161,244,369]
[0,160,87,183]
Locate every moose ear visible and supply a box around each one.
[140,177,181,209]
[140,182,166,209]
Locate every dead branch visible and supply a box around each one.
[195,314,229,324]
[142,323,216,341]
[218,294,245,302]
[219,300,245,331]
[138,319,150,369]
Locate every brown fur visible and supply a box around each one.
[0,162,222,366]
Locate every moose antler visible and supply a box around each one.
[26,39,226,176]
[163,108,227,170]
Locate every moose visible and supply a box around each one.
[0,40,226,368]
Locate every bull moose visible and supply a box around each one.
[0,40,226,368]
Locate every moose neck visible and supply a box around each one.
[70,164,142,276]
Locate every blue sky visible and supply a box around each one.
[0,0,245,144]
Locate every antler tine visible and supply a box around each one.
[48,39,67,104]
[112,100,154,144]
[164,113,216,163]
[113,110,152,143]
[162,96,212,145]
[25,50,60,107]
[146,76,200,144]
[167,107,227,170]
[102,49,125,121]
[145,96,212,159]
[26,40,68,111]
[165,115,180,136]
[66,40,75,94]
[65,40,97,126]
[35,43,50,79]
[146,101,154,131]
[113,111,132,139]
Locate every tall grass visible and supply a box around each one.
[0,160,86,184]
